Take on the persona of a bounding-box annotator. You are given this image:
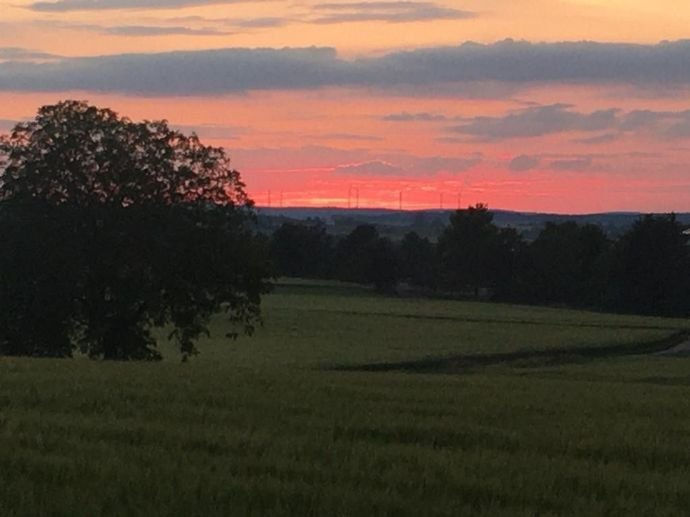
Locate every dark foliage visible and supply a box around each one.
[270,222,334,278]
[0,101,271,360]
[491,226,527,301]
[606,214,690,316]
[0,201,82,357]
[266,204,690,317]
[335,224,399,291]
[399,232,437,288]
[524,222,610,306]
[437,204,517,296]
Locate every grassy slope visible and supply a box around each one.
[1,284,689,516]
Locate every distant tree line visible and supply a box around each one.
[269,204,690,317]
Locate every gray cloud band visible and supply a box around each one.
[3,40,690,95]
[449,104,690,141]
[27,0,473,22]
[28,0,255,11]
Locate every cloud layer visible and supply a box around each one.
[333,155,482,177]
[383,112,448,121]
[26,0,474,26]
[508,154,598,172]
[449,104,690,141]
[0,47,60,61]
[101,25,234,36]
[27,0,254,12]
[4,40,690,95]
[450,104,618,140]
[312,2,474,24]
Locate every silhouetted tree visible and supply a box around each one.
[270,222,334,278]
[526,222,610,306]
[336,224,377,283]
[0,101,271,360]
[369,237,399,292]
[335,224,398,291]
[606,214,690,316]
[399,231,437,288]
[492,226,527,300]
[437,204,517,297]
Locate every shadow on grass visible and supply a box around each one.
[330,331,689,374]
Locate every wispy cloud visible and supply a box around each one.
[506,153,646,173]
[509,155,541,171]
[312,1,475,24]
[27,0,260,12]
[550,157,594,171]
[102,25,234,36]
[312,132,384,142]
[234,17,291,28]
[333,154,482,177]
[383,112,448,121]
[573,133,620,145]
[0,47,61,61]
[508,154,597,172]
[33,16,281,36]
[334,160,403,175]
[449,104,619,140]
[451,105,690,141]
[156,15,291,29]
[142,3,466,32]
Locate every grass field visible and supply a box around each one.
[1,282,690,516]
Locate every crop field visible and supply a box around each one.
[1,282,690,516]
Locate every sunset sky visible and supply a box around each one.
[2,0,690,212]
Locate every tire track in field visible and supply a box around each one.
[295,307,684,332]
[330,331,689,374]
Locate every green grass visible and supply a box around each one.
[1,282,689,516]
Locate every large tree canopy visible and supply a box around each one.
[0,101,271,360]
[437,204,519,296]
[0,101,244,207]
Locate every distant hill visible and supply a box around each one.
[256,207,690,240]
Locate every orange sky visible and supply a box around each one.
[2,0,690,212]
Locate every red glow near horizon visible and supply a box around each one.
[1,90,690,215]
[244,170,690,214]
